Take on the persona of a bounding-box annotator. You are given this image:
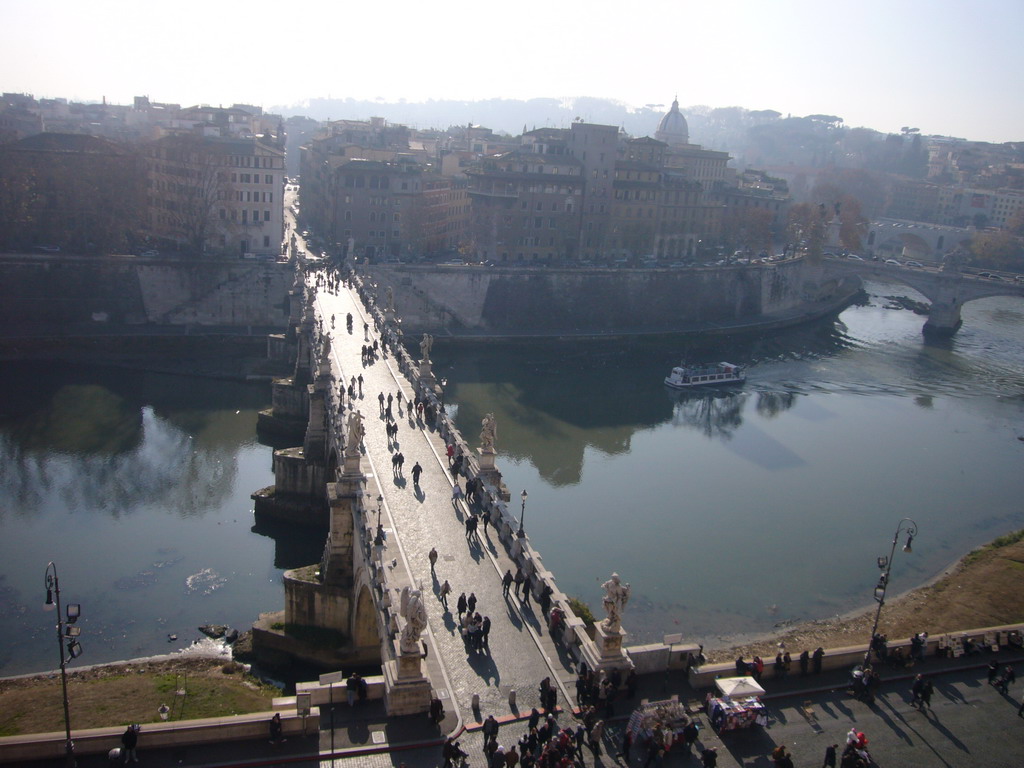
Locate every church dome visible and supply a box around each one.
[655,98,689,146]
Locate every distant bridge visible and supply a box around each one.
[826,257,1024,334]
[865,218,974,260]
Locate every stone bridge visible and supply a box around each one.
[865,218,974,260]
[826,257,1024,334]
[251,267,676,719]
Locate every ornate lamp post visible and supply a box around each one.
[374,494,385,547]
[517,489,529,538]
[864,518,918,667]
[44,562,82,767]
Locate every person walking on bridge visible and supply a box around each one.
[439,580,452,610]
[412,461,423,486]
[457,592,468,618]
[502,569,514,597]
[378,392,385,413]
[429,547,438,571]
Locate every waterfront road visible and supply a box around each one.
[312,280,580,725]
[26,655,1024,767]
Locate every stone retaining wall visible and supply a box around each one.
[0,708,318,764]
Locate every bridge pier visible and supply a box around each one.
[924,299,963,336]
[258,289,315,440]
[252,330,335,527]
[266,267,304,367]
[923,279,965,336]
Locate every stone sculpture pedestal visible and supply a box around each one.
[477,448,510,502]
[418,360,437,390]
[383,639,431,715]
[383,308,395,326]
[580,622,630,674]
[341,449,362,478]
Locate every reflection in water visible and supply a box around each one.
[0,362,315,675]
[0,408,237,520]
[667,390,751,439]
[438,283,1024,646]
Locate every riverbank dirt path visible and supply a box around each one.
[706,531,1024,663]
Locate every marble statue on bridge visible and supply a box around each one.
[601,572,630,632]
[386,285,395,312]
[419,333,433,362]
[399,586,428,654]
[480,412,497,452]
[346,410,365,454]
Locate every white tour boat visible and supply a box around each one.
[664,361,745,389]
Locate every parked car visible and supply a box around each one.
[885,259,902,265]
[847,254,864,260]
[905,260,923,267]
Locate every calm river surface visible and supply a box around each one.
[437,278,1024,647]
[1,277,1022,675]
[0,366,324,676]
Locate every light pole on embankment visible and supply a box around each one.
[864,518,918,667]
[517,489,528,538]
[44,561,83,768]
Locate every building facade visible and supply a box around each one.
[147,135,286,257]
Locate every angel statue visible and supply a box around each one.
[386,285,395,312]
[399,586,428,653]
[601,572,631,632]
[419,333,434,361]
[480,412,497,451]
[345,410,365,453]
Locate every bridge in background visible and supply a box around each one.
[865,217,975,260]
[826,257,1024,333]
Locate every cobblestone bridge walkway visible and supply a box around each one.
[312,279,578,733]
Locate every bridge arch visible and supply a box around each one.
[351,583,379,649]
[866,218,973,260]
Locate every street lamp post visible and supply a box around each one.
[864,518,918,667]
[517,489,528,538]
[44,562,82,768]
[375,494,385,546]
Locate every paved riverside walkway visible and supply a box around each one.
[25,653,1024,767]
[312,280,579,726]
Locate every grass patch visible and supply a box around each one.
[288,565,320,582]
[0,658,280,736]
[963,529,1024,565]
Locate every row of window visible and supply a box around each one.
[228,155,281,169]
[219,208,272,223]
[231,173,276,185]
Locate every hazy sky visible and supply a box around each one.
[2,0,1021,142]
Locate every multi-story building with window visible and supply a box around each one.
[147,134,285,257]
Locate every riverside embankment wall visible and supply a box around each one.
[0,254,290,336]
[367,257,857,337]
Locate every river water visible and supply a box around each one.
[436,278,1024,647]
[0,365,324,676]
[1,278,1021,675]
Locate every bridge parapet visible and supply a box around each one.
[351,274,620,672]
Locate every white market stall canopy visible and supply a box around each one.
[715,676,766,699]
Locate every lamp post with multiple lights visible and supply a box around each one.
[864,518,918,667]
[44,561,82,767]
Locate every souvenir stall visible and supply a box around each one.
[705,676,767,733]
[625,697,690,749]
